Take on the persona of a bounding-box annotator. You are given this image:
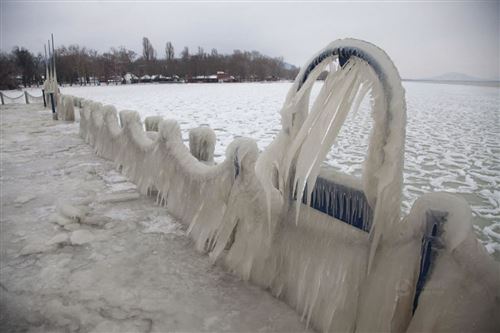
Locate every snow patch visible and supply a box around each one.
[14,194,36,206]
[70,230,95,245]
[140,215,184,235]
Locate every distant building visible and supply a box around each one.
[248,74,258,82]
[140,75,152,83]
[187,71,235,83]
[107,76,122,85]
[155,75,181,83]
[187,75,213,83]
[123,73,139,84]
[15,75,23,86]
[217,71,236,83]
[265,75,279,82]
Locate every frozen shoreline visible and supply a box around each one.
[0,104,309,332]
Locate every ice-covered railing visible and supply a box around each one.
[0,91,44,105]
[57,94,77,121]
[78,99,256,252]
[73,38,499,333]
[42,93,79,121]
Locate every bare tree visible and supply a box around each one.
[197,46,204,57]
[12,47,36,87]
[142,37,156,61]
[111,47,136,75]
[0,52,18,89]
[165,42,174,61]
[2,41,299,86]
[181,47,189,60]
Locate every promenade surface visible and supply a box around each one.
[0,104,308,332]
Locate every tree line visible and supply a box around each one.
[0,37,299,89]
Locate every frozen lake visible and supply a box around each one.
[59,82,499,259]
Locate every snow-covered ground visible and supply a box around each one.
[0,104,310,332]
[8,81,498,258]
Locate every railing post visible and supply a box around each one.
[50,93,58,120]
[0,92,4,105]
[24,91,29,104]
[42,89,46,107]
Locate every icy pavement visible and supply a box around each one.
[0,104,309,332]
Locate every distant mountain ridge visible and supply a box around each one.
[403,72,500,87]
[426,72,484,81]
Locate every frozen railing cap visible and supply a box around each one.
[189,127,216,163]
[226,137,259,179]
[297,39,396,94]
[402,192,500,332]
[119,110,141,128]
[102,105,118,119]
[158,119,182,143]
[60,95,75,121]
[145,116,163,132]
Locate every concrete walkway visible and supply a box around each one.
[0,104,308,333]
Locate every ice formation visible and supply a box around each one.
[144,115,163,132]
[189,127,216,164]
[57,95,75,121]
[73,38,499,332]
[0,91,44,104]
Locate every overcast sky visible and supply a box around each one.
[1,1,498,79]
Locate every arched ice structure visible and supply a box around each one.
[74,39,499,332]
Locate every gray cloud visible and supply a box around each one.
[1,1,498,79]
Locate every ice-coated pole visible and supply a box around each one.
[50,93,57,120]
[47,41,53,109]
[47,40,52,80]
[43,44,48,107]
[51,34,57,83]
[44,44,49,81]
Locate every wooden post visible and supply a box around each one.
[0,92,4,105]
[42,89,46,107]
[50,93,58,120]
[24,91,29,104]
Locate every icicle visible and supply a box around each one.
[280,59,368,225]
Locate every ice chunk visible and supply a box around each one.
[46,233,69,246]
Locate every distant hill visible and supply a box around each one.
[283,62,298,71]
[403,72,500,87]
[427,72,483,81]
